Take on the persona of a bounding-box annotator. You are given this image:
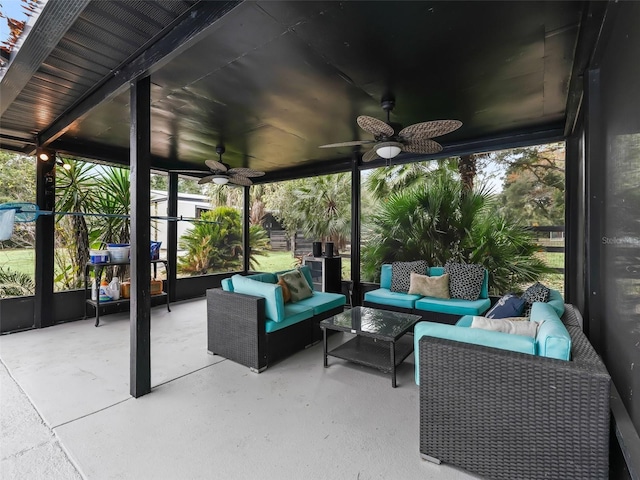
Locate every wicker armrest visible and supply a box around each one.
[206,288,267,372]
[419,329,611,479]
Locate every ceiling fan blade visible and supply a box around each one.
[205,159,227,172]
[228,175,253,186]
[198,175,215,184]
[357,116,394,137]
[227,167,265,178]
[402,139,443,154]
[319,140,376,148]
[361,148,379,162]
[399,120,462,140]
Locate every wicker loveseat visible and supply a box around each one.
[417,303,611,480]
[363,264,491,324]
[207,266,345,372]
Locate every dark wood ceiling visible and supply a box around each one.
[1,1,587,177]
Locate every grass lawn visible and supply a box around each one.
[252,251,298,272]
[2,247,563,294]
[253,250,352,280]
[0,248,35,276]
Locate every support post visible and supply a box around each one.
[130,76,152,398]
[34,150,55,328]
[350,155,361,306]
[584,68,604,352]
[243,185,250,273]
[564,132,584,310]
[167,172,178,301]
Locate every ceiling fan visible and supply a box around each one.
[177,145,265,186]
[319,94,462,162]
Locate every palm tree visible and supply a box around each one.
[267,174,351,253]
[55,159,96,288]
[178,207,270,275]
[366,161,450,201]
[93,167,131,245]
[0,266,35,298]
[361,169,552,293]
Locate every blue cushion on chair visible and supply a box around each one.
[485,294,526,319]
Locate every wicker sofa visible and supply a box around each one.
[417,303,611,480]
[363,264,491,324]
[207,266,345,372]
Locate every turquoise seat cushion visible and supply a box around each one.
[221,278,233,292]
[547,289,565,317]
[231,274,285,323]
[364,288,421,309]
[413,320,536,385]
[246,272,277,284]
[265,303,314,333]
[414,296,491,316]
[295,291,346,315]
[530,302,571,360]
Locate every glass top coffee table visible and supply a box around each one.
[320,306,421,387]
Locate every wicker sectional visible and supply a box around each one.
[418,304,611,479]
[206,288,343,372]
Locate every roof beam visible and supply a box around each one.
[0,0,91,116]
[37,1,240,148]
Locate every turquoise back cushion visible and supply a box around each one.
[231,274,285,322]
[381,264,392,289]
[246,272,277,283]
[429,266,444,276]
[547,289,565,317]
[530,302,571,360]
[221,278,233,292]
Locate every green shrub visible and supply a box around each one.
[362,170,552,294]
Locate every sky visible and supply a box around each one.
[0,0,35,47]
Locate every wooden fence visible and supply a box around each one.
[530,226,564,274]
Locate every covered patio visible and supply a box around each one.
[2,297,481,479]
[1,1,638,478]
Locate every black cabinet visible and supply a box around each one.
[303,256,342,293]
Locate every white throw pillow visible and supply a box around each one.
[470,316,540,338]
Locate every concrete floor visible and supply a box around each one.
[1,299,480,480]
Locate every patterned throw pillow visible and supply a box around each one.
[444,261,485,301]
[408,272,450,298]
[521,282,550,317]
[277,278,291,303]
[390,260,428,293]
[278,269,313,302]
[485,293,526,319]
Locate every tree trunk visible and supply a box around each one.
[458,154,477,192]
[72,215,89,287]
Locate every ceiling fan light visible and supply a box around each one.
[211,175,230,185]
[376,142,402,159]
